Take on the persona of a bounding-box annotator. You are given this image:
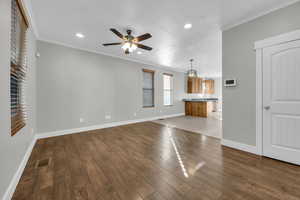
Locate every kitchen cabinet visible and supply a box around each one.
[187,77,202,93]
[204,80,215,94]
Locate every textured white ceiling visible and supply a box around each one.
[30,0,299,77]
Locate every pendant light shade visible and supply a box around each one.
[187,59,198,77]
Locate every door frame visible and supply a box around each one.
[255,29,300,156]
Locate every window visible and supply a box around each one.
[142,69,155,107]
[163,73,173,106]
[10,0,28,136]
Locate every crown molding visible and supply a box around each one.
[255,29,300,49]
[222,0,300,31]
[37,38,186,73]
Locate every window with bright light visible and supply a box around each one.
[163,73,173,106]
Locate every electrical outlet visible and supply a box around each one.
[134,112,137,117]
[80,118,84,123]
[105,115,111,120]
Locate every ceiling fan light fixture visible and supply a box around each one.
[122,42,137,52]
[103,28,152,54]
[122,42,130,50]
[130,43,137,51]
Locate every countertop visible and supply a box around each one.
[182,98,218,102]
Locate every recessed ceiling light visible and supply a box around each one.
[137,51,142,55]
[184,23,192,29]
[76,33,85,38]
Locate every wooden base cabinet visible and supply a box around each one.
[185,101,213,117]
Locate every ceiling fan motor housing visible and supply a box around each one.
[125,30,134,42]
[126,29,132,35]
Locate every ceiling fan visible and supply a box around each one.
[103,28,153,54]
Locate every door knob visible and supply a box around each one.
[264,106,271,110]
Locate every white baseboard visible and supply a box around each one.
[36,113,185,139]
[2,136,37,200]
[221,139,261,155]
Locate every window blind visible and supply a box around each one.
[142,69,155,107]
[10,0,28,136]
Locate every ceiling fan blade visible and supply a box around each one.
[135,33,152,42]
[110,28,124,39]
[136,43,153,51]
[102,42,122,46]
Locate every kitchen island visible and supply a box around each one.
[183,98,218,117]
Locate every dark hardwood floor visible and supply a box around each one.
[13,122,300,200]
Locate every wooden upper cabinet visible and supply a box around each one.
[187,77,202,93]
[204,80,215,94]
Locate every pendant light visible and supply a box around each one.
[187,59,198,77]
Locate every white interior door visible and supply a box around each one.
[263,39,300,165]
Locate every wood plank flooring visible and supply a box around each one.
[12,122,300,200]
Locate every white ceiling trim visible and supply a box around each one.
[221,0,300,31]
[255,29,300,49]
[22,0,39,38]
[38,38,186,73]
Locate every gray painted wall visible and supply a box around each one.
[36,41,185,134]
[0,0,37,198]
[222,2,300,145]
